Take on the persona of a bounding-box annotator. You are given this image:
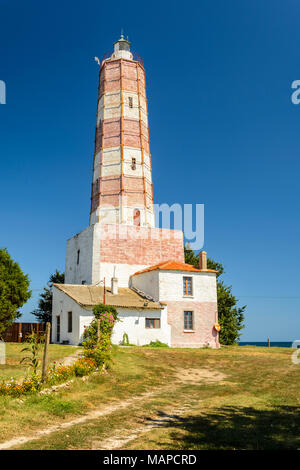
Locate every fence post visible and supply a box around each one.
[42,322,51,382]
[18,323,22,343]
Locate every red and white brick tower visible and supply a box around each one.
[65,36,185,287]
[90,34,155,228]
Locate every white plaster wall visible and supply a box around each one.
[101,148,121,166]
[130,270,160,300]
[52,287,170,346]
[65,223,102,286]
[100,262,150,288]
[102,162,121,177]
[98,91,148,125]
[52,286,83,345]
[158,271,217,302]
[123,147,142,163]
[65,225,95,285]
[123,91,140,120]
[111,306,170,346]
[111,50,133,61]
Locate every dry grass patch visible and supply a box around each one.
[0,345,299,450]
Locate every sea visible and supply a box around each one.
[239,342,295,348]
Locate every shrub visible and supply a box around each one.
[0,374,42,397]
[83,347,109,367]
[143,340,169,348]
[82,303,119,366]
[120,332,130,346]
[73,357,96,377]
[47,362,74,386]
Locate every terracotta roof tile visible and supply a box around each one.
[132,260,218,276]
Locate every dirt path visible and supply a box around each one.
[0,368,225,450]
[60,348,83,366]
[0,388,165,450]
[92,405,193,450]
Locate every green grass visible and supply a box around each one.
[0,345,299,450]
[0,342,79,381]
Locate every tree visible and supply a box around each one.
[0,248,31,336]
[184,244,245,345]
[32,270,64,323]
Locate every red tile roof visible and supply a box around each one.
[132,260,218,276]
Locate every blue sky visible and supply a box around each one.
[0,0,299,341]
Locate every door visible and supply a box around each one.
[56,316,60,343]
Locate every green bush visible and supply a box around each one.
[143,340,169,348]
[82,303,119,369]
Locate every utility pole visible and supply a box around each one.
[97,278,106,345]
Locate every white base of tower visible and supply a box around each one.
[65,222,185,287]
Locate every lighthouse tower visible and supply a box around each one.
[53,34,219,349]
[65,35,184,287]
[90,34,155,228]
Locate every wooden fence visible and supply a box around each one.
[2,322,45,343]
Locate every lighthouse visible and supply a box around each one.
[64,35,185,287]
[52,35,219,348]
[90,34,155,228]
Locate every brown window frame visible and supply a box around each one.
[183,276,193,296]
[67,311,72,333]
[184,311,194,330]
[128,96,133,108]
[145,318,161,329]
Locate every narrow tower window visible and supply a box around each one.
[77,249,80,265]
[128,96,133,108]
[131,157,136,170]
[133,209,141,226]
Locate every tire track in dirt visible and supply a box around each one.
[0,368,225,450]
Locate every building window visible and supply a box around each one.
[77,249,80,265]
[81,280,86,285]
[131,157,136,170]
[184,311,193,330]
[183,276,193,296]
[133,208,141,226]
[128,96,133,108]
[68,311,72,333]
[145,318,160,329]
[56,316,60,343]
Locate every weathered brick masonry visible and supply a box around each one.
[166,301,218,347]
[99,224,185,265]
[90,48,154,226]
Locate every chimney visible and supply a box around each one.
[199,251,207,270]
[111,277,118,295]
